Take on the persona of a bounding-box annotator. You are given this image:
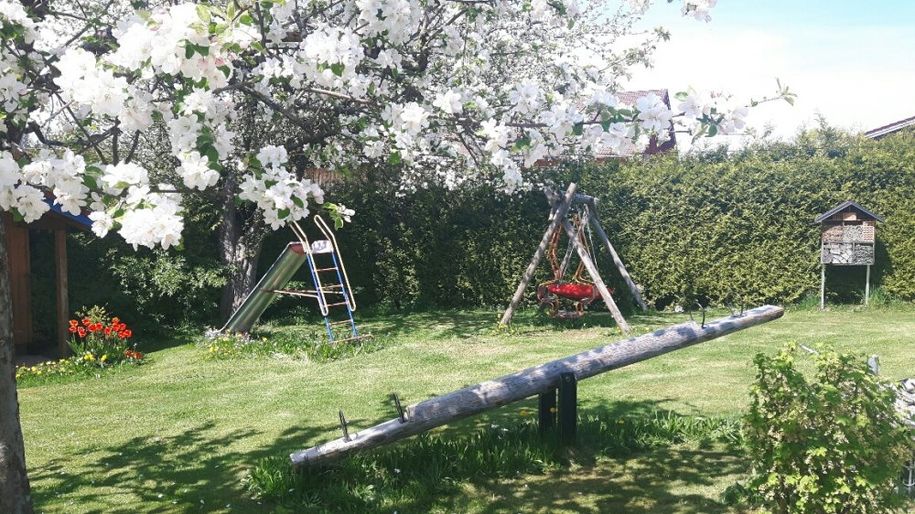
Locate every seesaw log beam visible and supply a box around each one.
[291,305,784,467]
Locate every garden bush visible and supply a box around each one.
[734,343,913,513]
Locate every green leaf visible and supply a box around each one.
[330,63,345,77]
[196,4,211,23]
[513,135,532,151]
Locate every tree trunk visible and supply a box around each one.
[217,192,265,322]
[0,217,33,514]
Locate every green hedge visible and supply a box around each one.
[320,129,915,310]
[54,128,915,326]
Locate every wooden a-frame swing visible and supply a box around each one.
[499,183,647,333]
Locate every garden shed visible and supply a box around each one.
[4,198,91,358]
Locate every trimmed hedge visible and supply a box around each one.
[322,129,915,310]
[52,128,915,328]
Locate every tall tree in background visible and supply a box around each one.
[0,0,778,510]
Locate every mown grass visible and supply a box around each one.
[17,305,915,513]
[246,410,742,513]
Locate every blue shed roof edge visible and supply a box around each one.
[43,197,93,228]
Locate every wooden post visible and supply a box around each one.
[5,217,32,351]
[587,211,648,312]
[558,372,577,445]
[290,305,784,467]
[865,264,871,306]
[820,263,826,310]
[54,229,69,357]
[538,389,556,437]
[561,218,630,333]
[500,183,578,326]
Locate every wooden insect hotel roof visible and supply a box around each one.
[814,200,884,224]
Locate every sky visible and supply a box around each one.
[625,0,915,143]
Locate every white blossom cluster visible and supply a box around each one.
[676,88,751,136]
[239,145,325,229]
[0,0,759,251]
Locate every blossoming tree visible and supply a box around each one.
[0,0,784,510]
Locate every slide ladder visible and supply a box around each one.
[289,216,360,342]
[218,215,360,342]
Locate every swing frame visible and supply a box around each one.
[499,183,647,333]
[536,209,601,319]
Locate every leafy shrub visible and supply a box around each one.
[736,344,912,513]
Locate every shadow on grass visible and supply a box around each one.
[28,421,336,513]
[250,400,748,514]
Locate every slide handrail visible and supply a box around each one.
[314,215,357,312]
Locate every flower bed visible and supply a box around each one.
[16,310,143,385]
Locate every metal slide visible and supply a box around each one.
[218,243,308,333]
[218,215,361,340]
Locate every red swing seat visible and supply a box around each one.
[544,282,598,302]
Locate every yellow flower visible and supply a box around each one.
[101,354,108,362]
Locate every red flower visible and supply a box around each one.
[104,327,112,336]
[118,330,133,339]
[77,327,86,338]
[82,318,91,326]
[68,320,78,328]
[68,326,77,333]
[112,317,120,324]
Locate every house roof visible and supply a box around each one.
[814,200,884,224]
[863,115,915,139]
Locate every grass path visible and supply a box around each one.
[19,306,915,512]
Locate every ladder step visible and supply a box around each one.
[270,289,317,298]
[325,301,351,308]
[328,320,353,326]
[314,267,339,272]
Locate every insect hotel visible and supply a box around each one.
[815,200,883,308]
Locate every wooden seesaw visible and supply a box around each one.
[290,305,784,467]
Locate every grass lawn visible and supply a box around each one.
[18,305,915,513]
